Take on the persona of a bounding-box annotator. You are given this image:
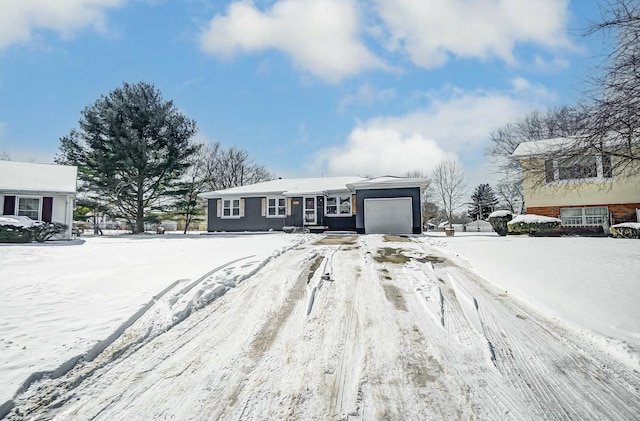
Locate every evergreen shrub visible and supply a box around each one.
[609,224,640,239]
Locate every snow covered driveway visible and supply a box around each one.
[4,235,640,420]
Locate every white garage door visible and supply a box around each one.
[364,197,413,234]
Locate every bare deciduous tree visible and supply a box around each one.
[405,170,437,226]
[579,0,640,178]
[202,143,273,191]
[489,1,640,191]
[430,160,467,226]
[173,146,209,233]
[495,175,525,214]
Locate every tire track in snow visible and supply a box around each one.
[420,240,640,421]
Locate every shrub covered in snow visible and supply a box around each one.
[0,216,67,243]
[507,214,561,236]
[609,223,640,239]
[488,210,513,236]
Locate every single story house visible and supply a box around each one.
[512,137,640,234]
[198,176,428,234]
[0,160,78,239]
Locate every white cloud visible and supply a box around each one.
[199,0,387,83]
[532,54,570,72]
[372,0,573,68]
[0,0,126,49]
[312,87,542,177]
[338,83,396,112]
[314,127,454,176]
[510,77,556,102]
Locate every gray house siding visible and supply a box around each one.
[207,198,286,232]
[325,216,356,231]
[354,187,422,234]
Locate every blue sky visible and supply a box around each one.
[0,0,609,184]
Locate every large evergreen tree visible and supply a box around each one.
[56,82,199,233]
[467,184,498,220]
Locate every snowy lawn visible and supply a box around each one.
[2,231,640,413]
[2,233,640,419]
[423,232,640,361]
[0,232,305,404]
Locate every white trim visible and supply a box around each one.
[325,195,352,217]
[16,195,42,220]
[303,196,316,225]
[220,197,242,219]
[560,206,609,227]
[266,196,286,218]
[544,154,612,184]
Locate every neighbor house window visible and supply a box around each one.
[222,198,241,218]
[326,196,351,216]
[560,207,608,226]
[17,197,40,220]
[544,154,612,183]
[267,197,286,217]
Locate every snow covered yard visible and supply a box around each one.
[0,233,306,406]
[1,232,639,419]
[423,232,640,360]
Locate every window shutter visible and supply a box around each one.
[216,199,222,217]
[240,199,245,217]
[42,197,53,222]
[286,198,292,216]
[261,198,266,217]
[3,195,15,215]
[352,195,357,215]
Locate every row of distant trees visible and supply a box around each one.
[56,82,272,234]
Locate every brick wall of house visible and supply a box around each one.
[527,203,640,224]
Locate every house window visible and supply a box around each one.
[326,196,351,216]
[222,199,241,218]
[17,197,40,220]
[558,156,597,180]
[545,154,612,183]
[267,197,286,217]
[560,207,608,226]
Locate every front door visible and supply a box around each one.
[304,197,316,225]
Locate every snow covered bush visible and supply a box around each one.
[0,216,67,243]
[609,223,640,239]
[0,224,33,243]
[507,214,561,236]
[488,210,513,236]
[32,222,67,242]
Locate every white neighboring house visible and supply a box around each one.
[0,160,78,239]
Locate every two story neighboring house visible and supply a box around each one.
[198,176,428,234]
[512,137,640,234]
[0,160,78,239]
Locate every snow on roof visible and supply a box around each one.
[507,214,561,225]
[198,176,367,198]
[0,160,78,194]
[488,210,513,218]
[346,176,429,190]
[511,137,582,158]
